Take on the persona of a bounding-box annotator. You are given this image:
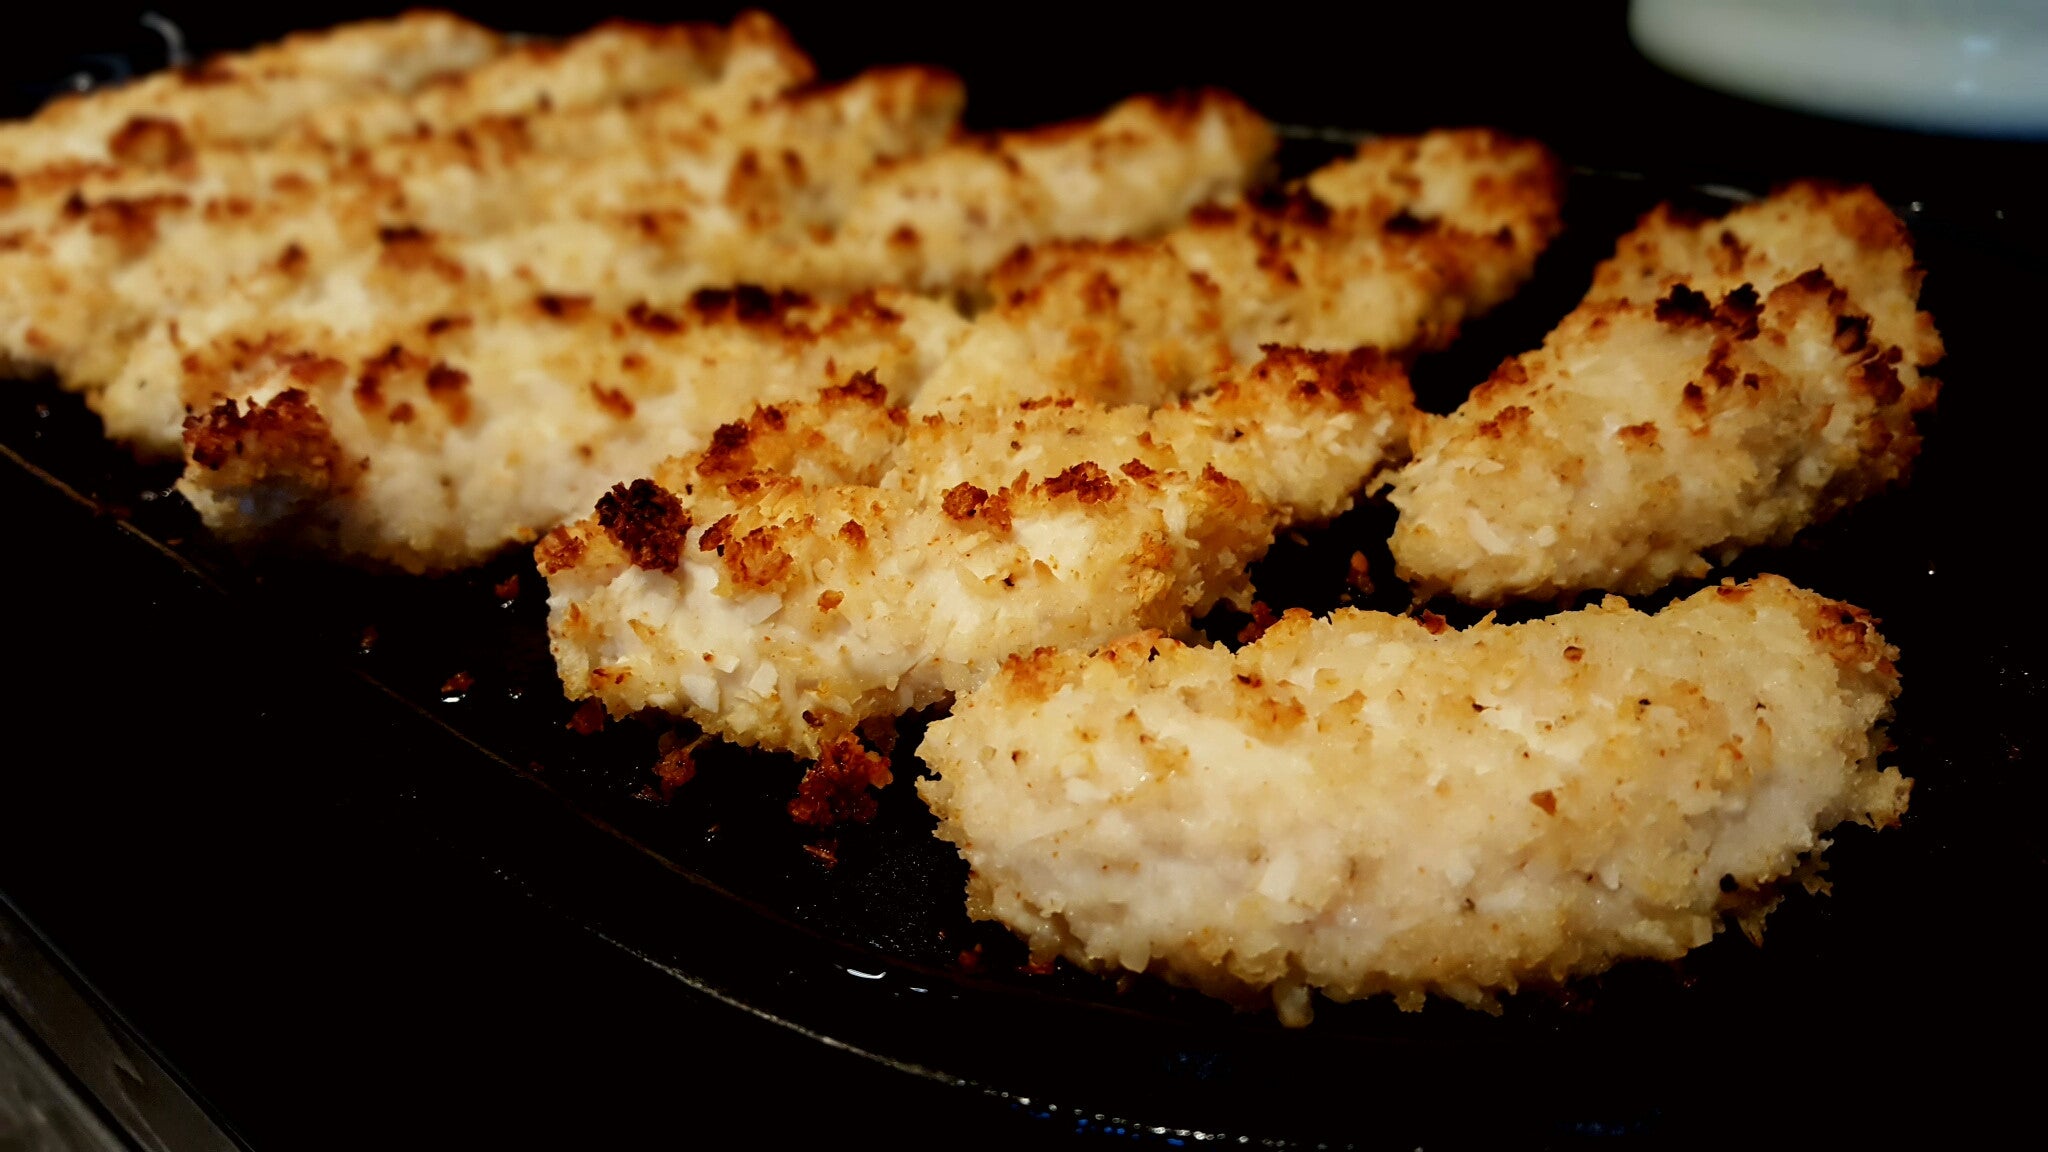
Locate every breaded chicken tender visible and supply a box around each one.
[915,129,1561,411]
[178,288,967,572]
[0,48,938,390]
[0,12,502,173]
[1388,185,1940,603]
[539,348,1416,762]
[917,576,1909,1023]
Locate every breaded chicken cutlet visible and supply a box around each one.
[918,575,1909,1023]
[2,15,1272,407]
[538,348,1417,767]
[179,288,968,571]
[1388,183,1941,603]
[0,14,829,382]
[915,129,1561,411]
[0,11,502,173]
[166,130,1545,572]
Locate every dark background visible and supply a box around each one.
[2,3,2042,1148]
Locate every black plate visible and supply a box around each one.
[4,142,2044,1144]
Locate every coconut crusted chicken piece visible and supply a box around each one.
[1388,185,1941,603]
[539,348,1416,764]
[918,575,1909,1024]
[0,16,798,228]
[915,129,1561,411]
[0,12,503,174]
[178,288,968,572]
[766,91,1277,296]
[0,38,919,392]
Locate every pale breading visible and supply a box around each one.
[0,43,911,390]
[1388,186,1940,604]
[0,16,805,229]
[765,92,1278,296]
[286,17,809,153]
[0,12,503,173]
[177,288,968,572]
[917,575,1909,1023]
[915,129,1561,411]
[538,348,1416,761]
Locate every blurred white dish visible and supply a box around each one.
[1631,0,2048,136]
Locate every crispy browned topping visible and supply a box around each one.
[1041,461,1116,503]
[1119,458,1156,481]
[425,361,471,423]
[106,116,194,167]
[536,293,593,320]
[690,284,810,323]
[1617,421,1660,448]
[589,382,635,418]
[1654,284,1715,327]
[182,388,354,493]
[697,420,755,478]
[626,301,681,333]
[788,733,894,826]
[942,482,988,521]
[1418,611,1449,635]
[821,368,888,406]
[817,589,844,611]
[595,478,692,572]
[1530,790,1558,815]
[726,525,794,589]
[838,519,867,548]
[699,513,738,553]
[1476,405,1532,439]
[533,527,585,574]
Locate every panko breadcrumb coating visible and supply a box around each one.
[539,348,1416,761]
[159,129,1537,571]
[178,288,967,571]
[1389,184,1940,603]
[2,11,1272,405]
[0,46,944,391]
[915,129,1561,411]
[0,12,503,173]
[918,576,1909,1023]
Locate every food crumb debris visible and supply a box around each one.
[440,670,475,696]
[1238,602,1280,644]
[957,944,985,972]
[788,734,893,826]
[567,699,606,735]
[357,624,379,655]
[803,839,840,868]
[493,574,521,600]
[1347,550,1374,596]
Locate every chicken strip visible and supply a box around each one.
[0,12,502,173]
[0,51,935,390]
[1388,185,1940,603]
[178,288,968,572]
[915,129,1561,411]
[917,575,1909,1023]
[0,17,802,229]
[151,126,1528,575]
[538,347,1416,762]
